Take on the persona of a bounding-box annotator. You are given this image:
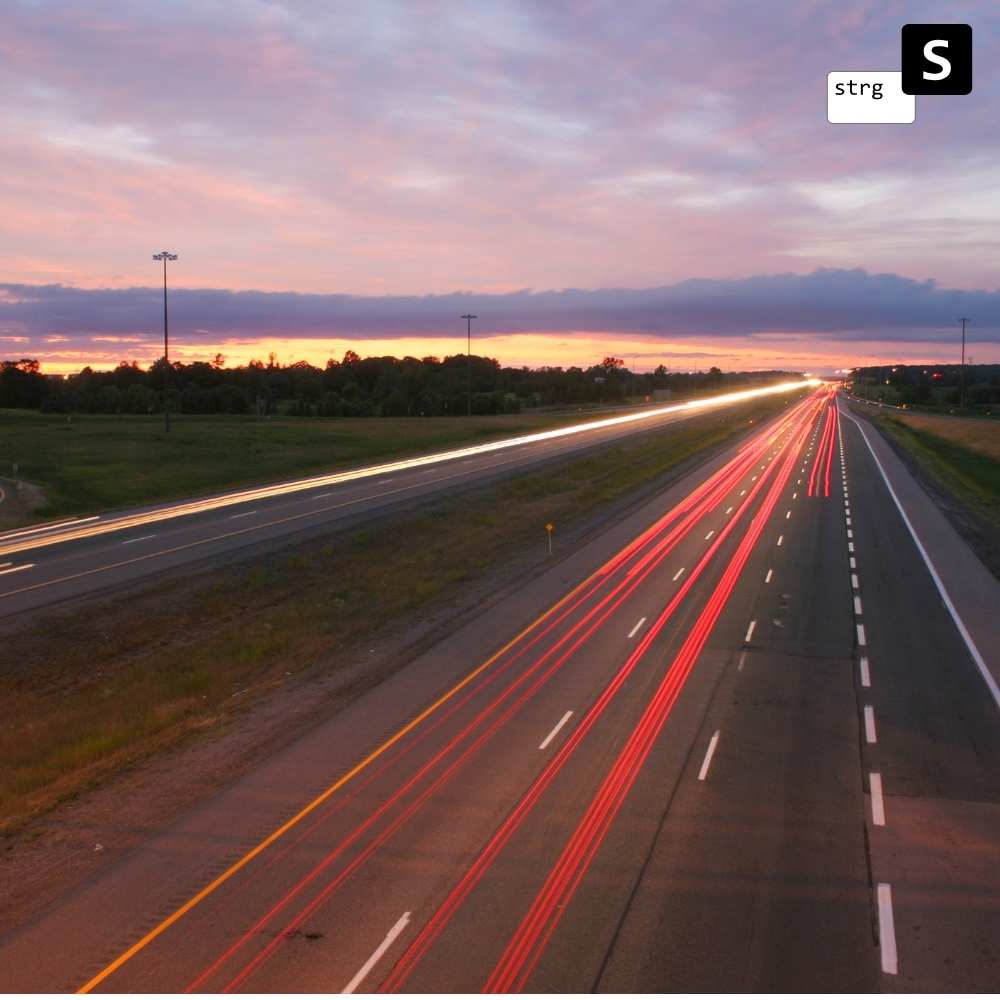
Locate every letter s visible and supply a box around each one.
[923,39,951,80]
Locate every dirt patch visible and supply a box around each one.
[0,478,46,530]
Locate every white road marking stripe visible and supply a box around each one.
[539,710,574,750]
[847,529,853,539]
[704,530,714,541]
[850,557,856,569]
[846,517,852,526]
[737,650,747,672]
[744,620,756,643]
[851,574,859,589]
[777,534,783,546]
[314,492,333,499]
[0,561,10,569]
[848,541,854,553]
[854,596,863,615]
[627,617,646,639]
[672,567,685,581]
[122,535,156,545]
[860,656,871,687]
[0,563,33,577]
[697,731,721,781]
[792,492,797,499]
[725,506,733,514]
[785,510,791,519]
[841,406,1000,712]
[740,489,746,496]
[0,515,100,543]
[229,510,258,519]
[864,704,877,743]
[342,911,411,993]
[765,568,773,583]
[870,772,886,826]
[857,623,866,645]
[877,883,898,975]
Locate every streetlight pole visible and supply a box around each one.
[959,317,969,410]
[461,313,477,417]
[153,251,178,432]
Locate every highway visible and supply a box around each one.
[0,385,997,992]
[0,380,812,618]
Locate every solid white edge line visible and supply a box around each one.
[860,656,871,687]
[342,911,411,994]
[877,883,898,975]
[864,704,877,743]
[627,617,647,639]
[870,771,886,826]
[841,405,1000,711]
[697,731,721,781]
[539,710,574,750]
[744,620,756,644]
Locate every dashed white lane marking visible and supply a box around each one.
[847,529,853,539]
[740,489,746,496]
[672,567,685,581]
[314,492,333,499]
[850,557,856,569]
[752,475,757,481]
[229,510,258,519]
[744,620,756,644]
[848,541,855,553]
[854,596,863,615]
[539,710,574,750]
[765,568,773,583]
[725,506,733,515]
[870,772,886,826]
[796,478,802,485]
[0,563,33,577]
[842,405,999,711]
[737,650,747,672]
[877,883,898,975]
[857,623,867,646]
[864,704,877,743]
[785,510,791,520]
[705,530,715,541]
[851,574,859,589]
[628,617,647,639]
[792,492,798,499]
[777,534,784,546]
[122,534,157,545]
[343,911,411,993]
[697,731,721,781]
[846,517,852,526]
[860,656,871,687]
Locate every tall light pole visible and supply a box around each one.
[959,317,969,410]
[153,251,178,432]
[461,313,477,417]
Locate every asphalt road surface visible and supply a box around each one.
[1,386,997,992]
[0,381,810,619]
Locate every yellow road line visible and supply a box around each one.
[77,560,599,993]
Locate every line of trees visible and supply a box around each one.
[849,363,1000,408]
[1,353,796,418]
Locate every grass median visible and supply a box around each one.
[0,393,799,833]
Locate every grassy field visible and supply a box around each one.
[0,393,799,832]
[0,409,594,525]
[877,412,1000,530]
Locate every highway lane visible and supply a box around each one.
[0,385,996,991]
[0,380,814,618]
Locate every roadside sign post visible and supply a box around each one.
[545,522,554,555]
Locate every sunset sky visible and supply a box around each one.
[2,1,999,375]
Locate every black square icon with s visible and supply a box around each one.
[901,23,972,95]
